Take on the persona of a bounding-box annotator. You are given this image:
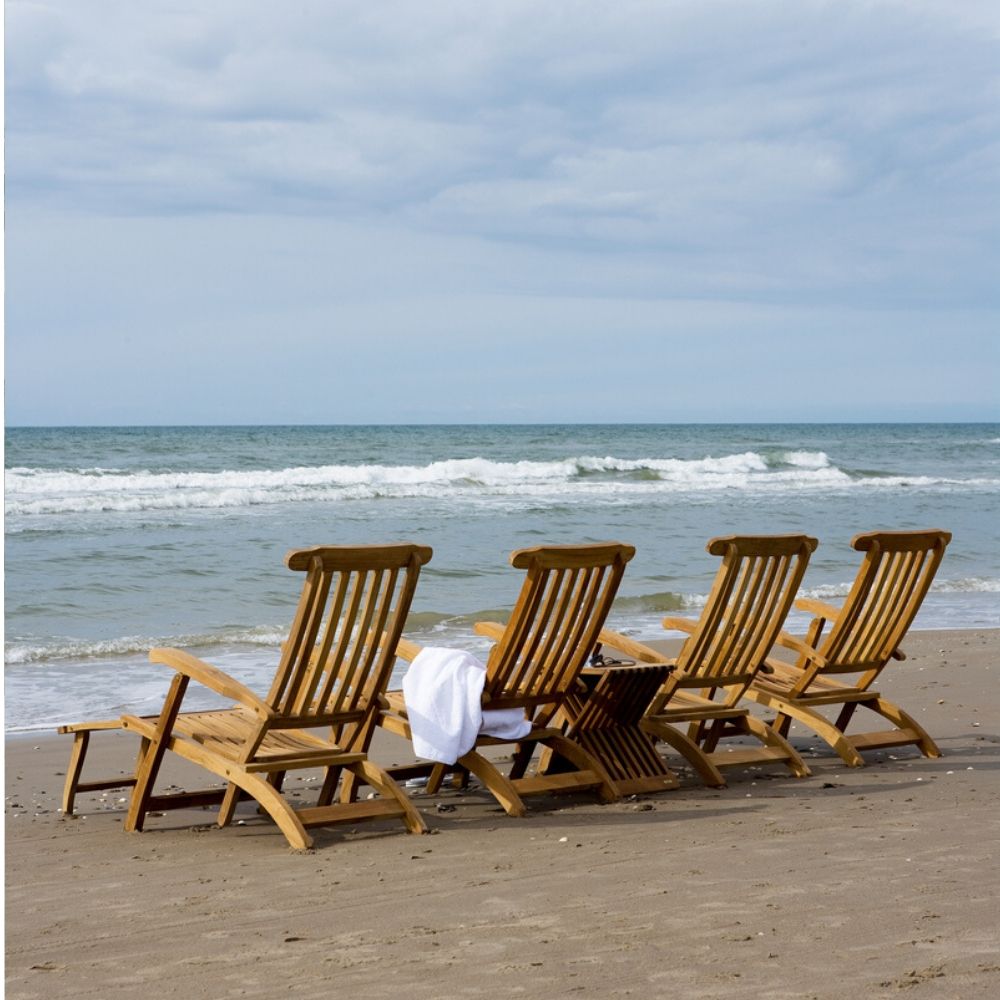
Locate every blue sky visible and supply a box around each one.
[6,0,999,425]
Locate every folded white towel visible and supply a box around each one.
[401,647,532,765]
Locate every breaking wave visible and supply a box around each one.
[7,450,990,517]
[4,626,289,666]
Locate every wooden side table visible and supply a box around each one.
[555,662,679,796]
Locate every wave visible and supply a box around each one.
[931,577,1000,594]
[799,576,1000,603]
[612,591,697,614]
[4,592,697,665]
[4,625,289,665]
[6,451,996,516]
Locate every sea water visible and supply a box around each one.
[5,423,998,733]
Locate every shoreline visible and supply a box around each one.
[7,622,996,738]
[7,627,1000,998]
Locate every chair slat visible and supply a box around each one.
[327,569,382,716]
[268,560,332,710]
[290,568,349,714]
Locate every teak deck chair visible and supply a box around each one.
[61,543,432,850]
[599,535,817,788]
[745,529,951,767]
[375,542,636,816]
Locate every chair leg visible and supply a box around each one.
[645,720,727,788]
[425,763,449,795]
[508,741,537,780]
[61,732,91,817]
[867,697,943,759]
[314,766,342,805]
[124,738,169,833]
[756,696,867,768]
[454,749,528,817]
[217,784,242,828]
[741,715,812,778]
[346,760,428,834]
[229,772,314,850]
[772,712,793,738]
[124,674,189,833]
[835,702,860,733]
[699,718,726,754]
[542,735,620,805]
[61,727,141,815]
[336,766,362,804]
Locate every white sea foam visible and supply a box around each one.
[8,450,992,517]
[5,626,289,665]
[933,577,1000,594]
[781,450,832,469]
[800,577,1000,602]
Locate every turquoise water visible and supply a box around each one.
[5,423,998,732]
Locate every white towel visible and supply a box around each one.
[401,647,532,765]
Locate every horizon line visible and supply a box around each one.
[7,418,1000,432]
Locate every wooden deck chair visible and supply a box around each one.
[61,543,432,850]
[745,529,951,767]
[375,543,636,816]
[599,535,817,788]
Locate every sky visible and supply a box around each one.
[5,0,999,425]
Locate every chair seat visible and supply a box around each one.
[124,709,366,772]
[650,690,749,722]
[755,665,881,706]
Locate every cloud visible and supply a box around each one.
[9,3,998,215]
[5,1,999,424]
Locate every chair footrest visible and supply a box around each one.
[243,751,366,773]
[58,718,126,734]
[614,774,680,796]
[76,777,137,794]
[648,706,748,723]
[512,771,603,796]
[754,684,880,707]
[848,729,921,751]
[384,762,445,781]
[707,747,795,768]
[296,799,407,828]
[146,789,231,811]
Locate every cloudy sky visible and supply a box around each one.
[6,0,999,425]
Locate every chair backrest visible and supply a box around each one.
[817,529,951,672]
[268,543,432,726]
[482,542,635,711]
[672,535,817,693]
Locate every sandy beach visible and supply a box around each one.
[6,628,999,999]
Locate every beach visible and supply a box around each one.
[8,0,999,992]
[7,627,999,999]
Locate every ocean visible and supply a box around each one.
[5,423,998,734]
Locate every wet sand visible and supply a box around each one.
[6,628,999,999]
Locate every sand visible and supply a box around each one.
[6,628,1000,999]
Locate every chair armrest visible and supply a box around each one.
[773,631,828,667]
[661,616,699,635]
[394,637,424,662]
[597,628,672,665]
[473,621,507,642]
[148,648,274,718]
[794,597,841,620]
